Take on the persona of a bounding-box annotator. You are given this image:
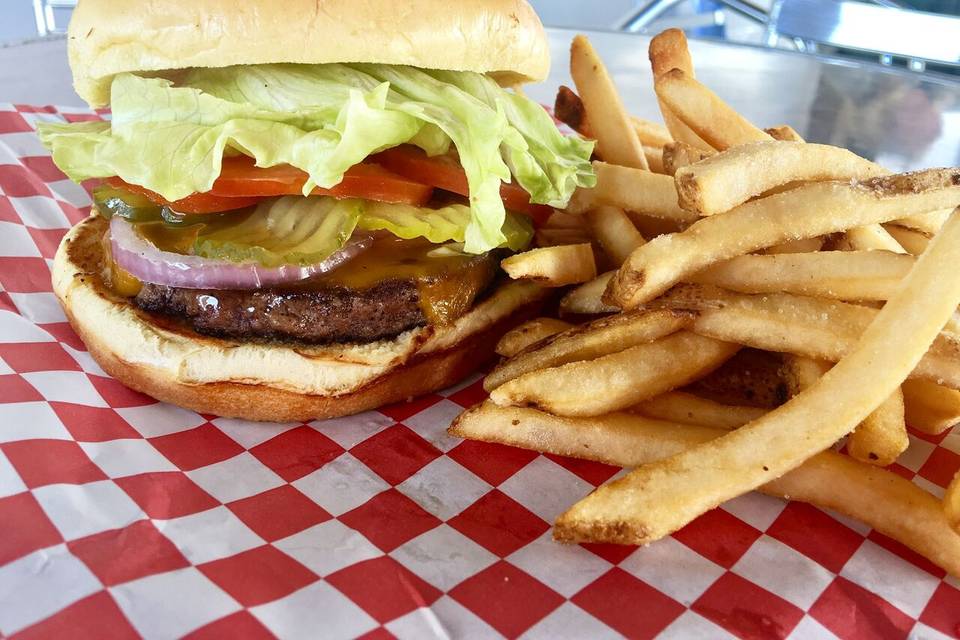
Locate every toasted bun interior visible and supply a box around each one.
[68,0,550,106]
[53,215,545,421]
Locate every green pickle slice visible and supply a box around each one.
[95,187,534,269]
[195,198,363,267]
[92,185,162,222]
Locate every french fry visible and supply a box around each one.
[765,125,805,142]
[607,169,960,308]
[674,141,886,215]
[662,141,714,176]
[884,224,931,255]
[632,391,766,429]
[554,85,589,133]
[844,224,908,253]
[496,318,574,358]
[568,162,699,223]
[534,227,593,248]
[555,208,960,546]
[655,68,773,150]
[536,211,593,246]
[643,145,666,174]
[484,307,693,391]
[688,251,915,301]
[626,211,687,238]
[649,27,694,81]
[687,348,787,409]
[847,388,908,466]
[901,379,960,435]
[649,284,960,388]
[892,209,951,235]
[781,355,830,396]
[553,85,672,150]
[762,237,824,254]
[648,29,714,152]
[586,205,646,266]
[783,355,906,466]
[632,118,673,148]
[558,271,619,316]
[946,472,960,535]
[501,244,596,286]
[489,331,739,416]
[542,210,588,230]
[570,35,648,170]
[450,402,960,577]
[947,313,960,335]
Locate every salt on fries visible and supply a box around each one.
[555,210,960,546]
[451,29,960,576]
[674,141,886,215]
[607,169,960,309]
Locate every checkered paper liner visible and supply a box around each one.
[1,103,959,640]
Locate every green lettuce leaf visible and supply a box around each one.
[39,64,594,253]
[358,201,532,251]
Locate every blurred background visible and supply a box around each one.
[531,0,960,77]
[0,0,957,167]
[2,0,958,75]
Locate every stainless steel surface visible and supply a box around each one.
[620,0,687,32]
[0,28,957,170]
[523,28,960,170]
[773,0,960,66]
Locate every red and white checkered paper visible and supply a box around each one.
[1,102,959,640]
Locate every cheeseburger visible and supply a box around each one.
[42,0,595,420]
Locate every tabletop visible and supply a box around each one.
[1,26,960,640]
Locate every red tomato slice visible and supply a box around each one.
[106,178,261,214]
[209,156,434,205]
[371,146,554,226]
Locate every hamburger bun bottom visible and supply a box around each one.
[54,215,544,422]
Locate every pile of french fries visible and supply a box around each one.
[458,29,960,576]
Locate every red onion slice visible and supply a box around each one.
[109,216,372,290]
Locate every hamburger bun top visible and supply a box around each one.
[68,0,550,107]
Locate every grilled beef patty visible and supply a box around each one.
[133,251,499,344]
[135,279,426,344]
